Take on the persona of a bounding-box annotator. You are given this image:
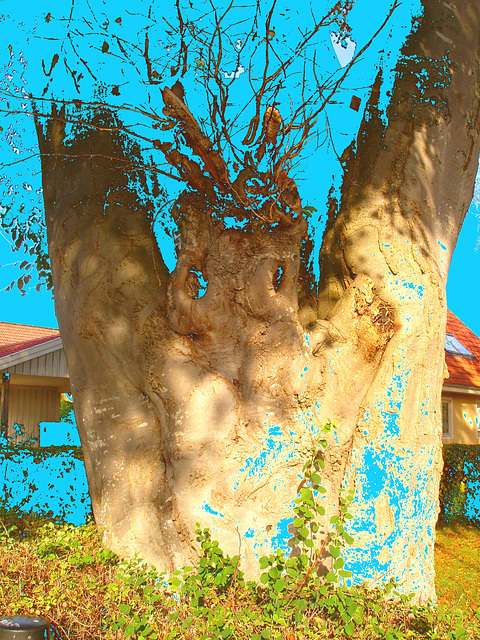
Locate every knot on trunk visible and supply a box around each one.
[353,277,395,362]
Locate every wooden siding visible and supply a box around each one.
[3,348,68,378]
[442,392,480,445]
[6,385,60,443]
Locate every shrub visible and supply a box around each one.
[439,444,480,525]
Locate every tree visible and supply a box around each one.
[2,0,480,604]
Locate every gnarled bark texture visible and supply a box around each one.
[36,0,480,602]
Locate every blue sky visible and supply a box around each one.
[1,0,480,335]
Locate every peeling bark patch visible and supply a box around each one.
[237,440,280,482]
[236,423,301,483]
[271,517,293,555]
[382,369,412,437]
[398,279,425,300]
[342,444,438,601]
[380,411,400,439]
[358,446,388,502]
[202,503,225,518]
[227,414,323,563]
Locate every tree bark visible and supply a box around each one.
[36,0,480,603]
[316,0,480,600]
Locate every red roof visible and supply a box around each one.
[0,321,60,359]
[445,309,480,389]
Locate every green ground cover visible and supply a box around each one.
[1,431,479,639]
[0,509,479,638]
[0,516,479,639]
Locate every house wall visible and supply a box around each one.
[7,385,60,443]
[0,346,70,443]
[2,348,68,378]
[442,392,480,445]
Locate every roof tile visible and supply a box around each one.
[0,321,60,359]
[445,310,480,389]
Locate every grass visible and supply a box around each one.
[434,522,480,621]
[0,513,479,639]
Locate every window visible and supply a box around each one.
[476,403,480,440]
[445,333,474,358]
[442,398,453,438]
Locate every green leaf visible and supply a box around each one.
[260,573,270,584]
[300,487,313,502]
[273,578,286,592]
[329,544,341,558]
[325,571,338,583]
[296,598,308,611]
[347,600,357,616]
[261,630,271,639]
[287,566,298,578]
[334,557,345,570]
[293,517,304,528]
[344,621,355,636]
[268,567,279,580]
[338,569,352,578]
[119,603,131,615]
[343,532,355,545]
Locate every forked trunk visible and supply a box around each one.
[36,0,480,602]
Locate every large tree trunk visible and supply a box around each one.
[315,0,480,600]
[36,0,480,603]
